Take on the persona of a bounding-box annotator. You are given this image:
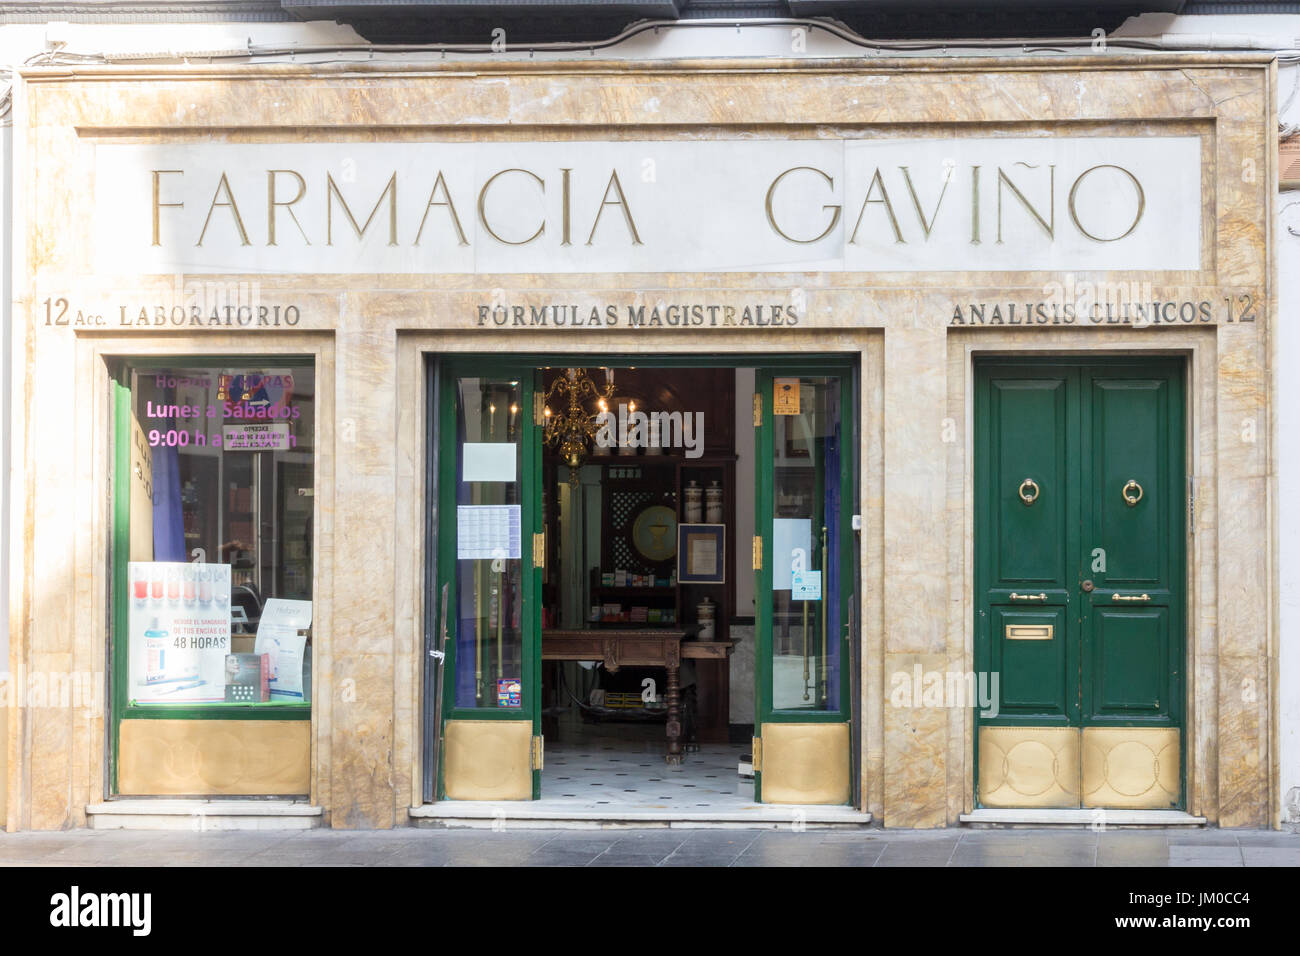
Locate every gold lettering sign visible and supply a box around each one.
[326,171,398,246]
[151,169,183,247]
[586,169,642,246]
[196,171,251,248]
[477,168,545,245]
[1068,164,1146,241]
[764,166,841,244]
[267,169,309,247]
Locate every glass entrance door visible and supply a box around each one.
[434,366,543,800]
[753,370,854,804]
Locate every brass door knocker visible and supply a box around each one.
[1018,478,1040,506]
[1122,479,1143,507]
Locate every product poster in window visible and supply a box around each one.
[254,598,312,700]
[127,561,231,703]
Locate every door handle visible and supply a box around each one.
[1122,479,1144,506]
[1018,478,1040,506]
[1111,593,1151,602]
[435,581,451,658]
[1009,592,1047,601]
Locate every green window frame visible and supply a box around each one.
[109,357,315,794]
[754,366,856,724]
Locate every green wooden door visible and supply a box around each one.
[975,359,1185,810]
[433,366,544,800]
[753,369,854,805]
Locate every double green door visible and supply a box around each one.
[975,359,1185,810]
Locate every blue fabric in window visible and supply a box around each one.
[151,441,186,562]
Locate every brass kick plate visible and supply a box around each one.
[1006,624,1053,641]
[759,723,850,805]
[751,737,762,773]
[531,735,544,771]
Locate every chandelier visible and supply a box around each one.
[543,367,618,483]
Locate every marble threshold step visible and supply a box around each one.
[86,799,322,830]
[960,809,1206,826]
[409,802,873,829]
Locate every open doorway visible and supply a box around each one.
[538,365,753,812]
[426,356,859,816]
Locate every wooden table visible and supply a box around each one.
[544,629,739,765]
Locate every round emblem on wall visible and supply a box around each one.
[631,504,677,562]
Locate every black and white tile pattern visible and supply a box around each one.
[544,721,753,810]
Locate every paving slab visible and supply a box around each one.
[1167,847,1245,866]
[1167,831,1240,846]
[0,825,1295,866]
[1239,847,1300,866]
[589,853,666,867]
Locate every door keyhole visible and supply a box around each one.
[1081,579,1095,593]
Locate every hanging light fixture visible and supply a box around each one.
[543,367,618,484]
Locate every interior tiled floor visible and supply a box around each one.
[543,718,754,811]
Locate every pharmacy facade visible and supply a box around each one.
[4,51,1282,829]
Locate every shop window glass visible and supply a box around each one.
[453,377,524,709]
[770,376,842,712]
[122,363,314,709]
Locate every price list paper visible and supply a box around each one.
[457,505,522,560]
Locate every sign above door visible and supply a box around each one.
[94,136,1201,276]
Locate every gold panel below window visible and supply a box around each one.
[443,719,533,801]
[978,726,1080,808]
[759,722,850,805]
[1082,727,1180,809]
[119,719,310,796]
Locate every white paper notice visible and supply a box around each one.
[792,570,823,602]
[255,598,312,700]
[772,518,811,592]
[457,505,522,560]
[688,536,718,576]
[223,422,292,451]
[462,443,517,483]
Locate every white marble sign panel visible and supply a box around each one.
[91,137,1201,275]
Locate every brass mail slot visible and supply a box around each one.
[1006,624,1054,641]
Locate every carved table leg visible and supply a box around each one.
[665,655,683,766]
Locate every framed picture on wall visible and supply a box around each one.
[678,523,725,584]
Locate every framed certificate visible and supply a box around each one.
[677,523,725,584]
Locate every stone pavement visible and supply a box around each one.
[0,826,1297,866]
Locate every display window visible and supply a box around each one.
[111,359,315,727]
